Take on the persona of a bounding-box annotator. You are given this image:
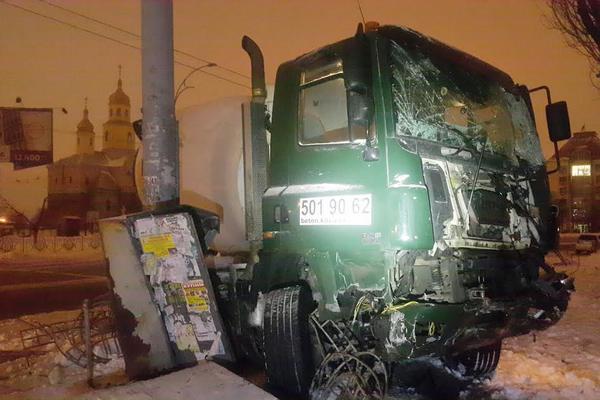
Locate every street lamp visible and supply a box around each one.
[174,63,217,105]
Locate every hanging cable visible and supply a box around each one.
[356,0,366,25]
[0,0,250,88]
[37,0,250,80]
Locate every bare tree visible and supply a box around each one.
[548,0,600,87]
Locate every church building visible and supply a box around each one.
[45,71,141,231]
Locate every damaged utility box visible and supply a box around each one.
[99,206,233,379]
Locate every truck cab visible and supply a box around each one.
[230,24,573,397]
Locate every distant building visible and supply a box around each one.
[547,130,600,233]
[44,72,141,231]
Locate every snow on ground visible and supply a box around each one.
[470,251,600,400]
[0,310,124,400]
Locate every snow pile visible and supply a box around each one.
[492,348,600,399]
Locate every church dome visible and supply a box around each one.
[77,107,94,132]
[109,78,130,106]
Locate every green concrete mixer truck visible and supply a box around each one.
[178,23,574,398]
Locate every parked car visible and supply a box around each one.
[575,234,599,254]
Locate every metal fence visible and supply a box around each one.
[0,234,103,254]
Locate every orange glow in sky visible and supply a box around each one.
[0,0,598,162]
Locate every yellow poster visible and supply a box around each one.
[140,234,176,258]
[182,280,209,313]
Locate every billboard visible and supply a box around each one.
[0,108,53,170]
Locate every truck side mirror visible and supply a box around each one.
[347,89,371,132]
[546,101,571,142]
[528,86,570,174]
[342,32,377,160]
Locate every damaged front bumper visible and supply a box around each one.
[369,272,574,362]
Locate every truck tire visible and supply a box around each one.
[263,285,314,396]
[449,341,502,380]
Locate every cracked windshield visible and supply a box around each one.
[390,40,544,168]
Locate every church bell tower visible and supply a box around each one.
[76,98,95,154]
[102,66,135,151]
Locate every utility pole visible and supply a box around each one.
[141,0,179,209]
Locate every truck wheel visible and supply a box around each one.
[449,341,502,380]
[263,285,315,396]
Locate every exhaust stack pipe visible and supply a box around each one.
[242,36,268,245]
[242,36,267,100]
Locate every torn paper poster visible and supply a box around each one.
[140,234,176,258]
[141,253,158,276]
[127,211,234,364]
[182,280,210,313]
[134,217,159,237]
[190,314,216,342]
[174,322,201,353]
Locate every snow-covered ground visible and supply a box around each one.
[483,251,600,400]
[0,310,124,400]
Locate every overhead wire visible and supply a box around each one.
[356,0,366,25]
[37,0,250,80]
[0,0,250,89]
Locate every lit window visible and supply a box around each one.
[571,164,591,176]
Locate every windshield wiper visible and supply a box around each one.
[467,137,488,214]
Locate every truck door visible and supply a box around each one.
[278,55,385,253]
[291,57,371,187]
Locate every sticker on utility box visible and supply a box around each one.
[140,234,176,258]
[182,279,210,313]
[299,194,372,226]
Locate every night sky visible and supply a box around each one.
[1,0,598,160]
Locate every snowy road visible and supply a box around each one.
[0,255,108,318]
